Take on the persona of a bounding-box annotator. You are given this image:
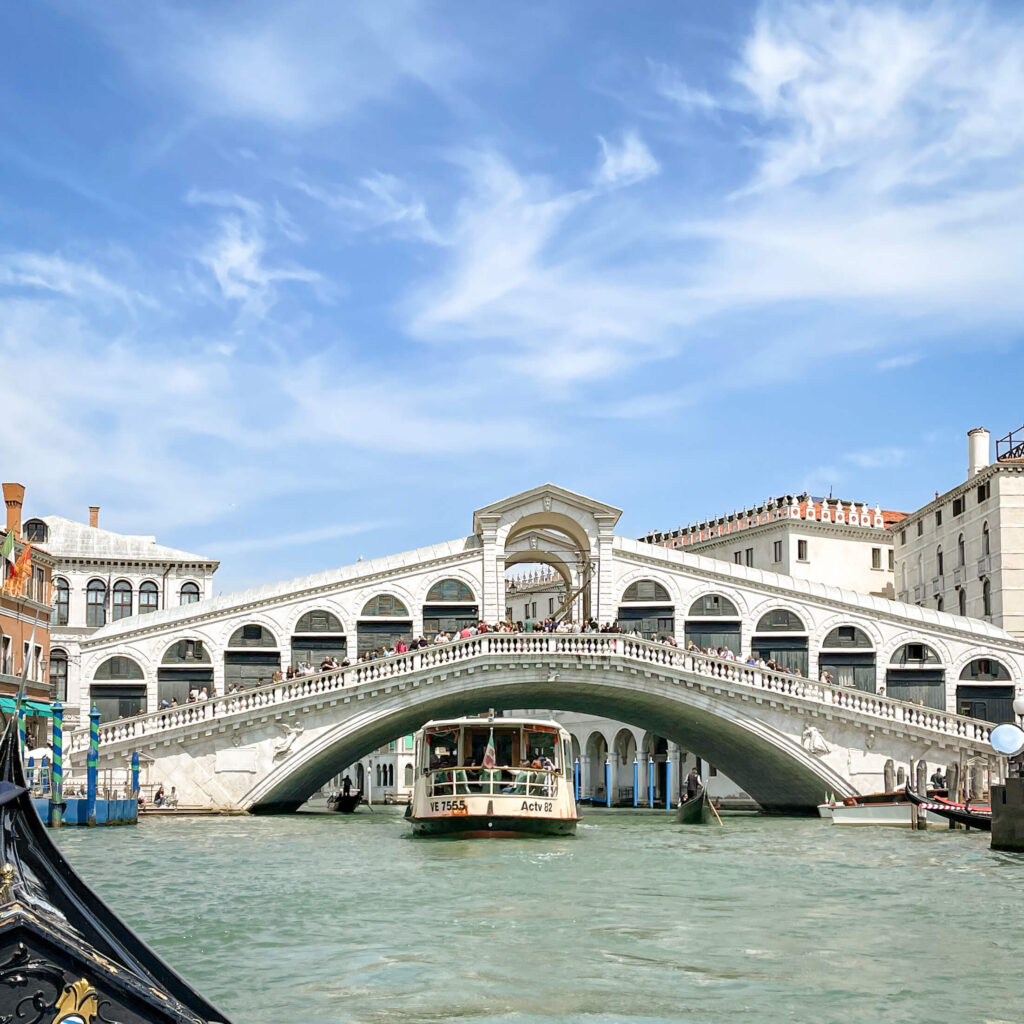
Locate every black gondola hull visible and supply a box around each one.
[904,783,992,831]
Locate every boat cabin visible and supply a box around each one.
[416,717,572,799]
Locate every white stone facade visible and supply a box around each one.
[26,512,218,724]
[73,485,1024,729]
[892,428,1024,640]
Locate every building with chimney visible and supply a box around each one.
[640,495,906,600]
[0,483,55,734]
[21,504,218,725]
[892,425,1024,648]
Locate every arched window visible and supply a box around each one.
[112,580,133,621]
[621,580,670,602]
[388,764,394,786]
[49,648,68,701]
[425,579,475,602]
[688,594,739,617]
[958,587,967,616]
[162,639,211,664]
[86,579,107,628]
[917,554,923,587]
[982,522,990,557]
[139,580,159,614]
[936,596,944,612]
[53,578,70,627]
[891,643,940,666]
[375,764,382,787]
[180,582,201,605]
[983,579,992,617]
[295,610,344,633]
[936,546,943,577]
[755,609,805,632]
[901,563,907,593]
[822,626,872,648]
[360,595,410,617]
[23,519,47,543]
[227,624,278,648]
[960,658,1010,681]
[957,533,965,567]
[404,763,414,786]
[94,656,144,680]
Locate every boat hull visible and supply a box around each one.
[830,802,916,827]
[326,791,362,813]
[410,814,577,837]
[677,787,710,825]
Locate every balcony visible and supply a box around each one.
[897,589,909,602]
[953,565,965,587]
[913,584,924,603]
[931,575,943,596]
[977,555,992,578]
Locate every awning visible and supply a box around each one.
[0,697,53,717]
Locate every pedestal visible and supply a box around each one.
[990,778,1024,852]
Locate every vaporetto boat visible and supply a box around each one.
[407,715,579,837]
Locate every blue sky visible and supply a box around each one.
[3,1,1024,593]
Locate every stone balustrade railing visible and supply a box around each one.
[66,633,993,754]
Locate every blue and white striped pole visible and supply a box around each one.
[87,705,100,826]
[17,709,25,761]
[41,755,49,795]
[130,750,140,797]
[573,757,580,802]
[648,755,655,808]
[51,701,63,828]
[604,757,611,808]
[632,755,639,808]
[665,758,672,810]
[26,756,34,793]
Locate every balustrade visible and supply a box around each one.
[67,632,992,754]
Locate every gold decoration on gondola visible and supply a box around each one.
[54,976,99,1022]
[0,862,14,902]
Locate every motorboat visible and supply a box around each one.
[407,716,578,837]
[0,716,232,1022]
[904,783,992,831]
[822,788,949,828]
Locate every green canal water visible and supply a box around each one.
[54,808,1023,1024]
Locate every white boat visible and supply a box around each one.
[823,790,933,828]
[407,715,579,837]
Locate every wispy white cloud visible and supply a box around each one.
[93,1,466,128]
[294,172,442,243]
[594,131,660,187]
[844,447,909,471]
[0,251,151,310]
[187,190,324,316]
[877,353,920,372]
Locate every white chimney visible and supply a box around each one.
[968,428,990,478]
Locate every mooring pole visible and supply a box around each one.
[573,757,580,801]
[86,705,99,826]
[665,758,672,810]
[604,757,612,808]
[648,755,655,809]
[50,701,63,828]
[633,756,639,808]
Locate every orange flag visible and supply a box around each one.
[7,544,31,596]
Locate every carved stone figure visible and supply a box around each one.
[801,724,830,755]
[272,721,304,760]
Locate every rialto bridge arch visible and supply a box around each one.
[69,636,998,816]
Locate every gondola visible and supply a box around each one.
[325,790,362,813]
[0,717,233,1022]
[904,782,992,832]
[677,785,710,825]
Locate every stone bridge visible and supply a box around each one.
[66,634,996,814]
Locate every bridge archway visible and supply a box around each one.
[241,667,856,815]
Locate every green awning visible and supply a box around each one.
[0,697,53,717]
